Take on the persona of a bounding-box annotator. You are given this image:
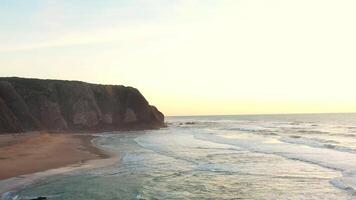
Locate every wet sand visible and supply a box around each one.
[0,132,109,180]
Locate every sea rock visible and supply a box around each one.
[30,197,47,200]
[0,77,164,133]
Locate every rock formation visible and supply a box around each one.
[0,77,164,133]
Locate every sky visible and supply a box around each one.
[1,0,356,116]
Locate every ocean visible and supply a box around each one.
[3,113,356,199]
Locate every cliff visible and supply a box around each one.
[0,77,164,133]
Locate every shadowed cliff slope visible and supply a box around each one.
[0,77,164,133]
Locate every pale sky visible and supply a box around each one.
[1,0,356,116]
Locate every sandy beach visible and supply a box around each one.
[0,132,109,180]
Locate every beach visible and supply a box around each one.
[0,132,109,180]
[2,114,356,199]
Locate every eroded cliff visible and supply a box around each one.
[0,77,164,133]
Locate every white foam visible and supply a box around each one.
[193,131,356,193]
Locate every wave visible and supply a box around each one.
[296,130,330,134]
[0,192,18,200]
[330,178,356,195]
[193,132,356,194]
[1,187,63,200]
[279,136,356,152]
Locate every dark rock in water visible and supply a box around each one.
[185,122,196,125]
[30,197,47,200]
[0,77,164,133]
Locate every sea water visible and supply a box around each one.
[3,113,356,199]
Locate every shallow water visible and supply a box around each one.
[3,114,356,199]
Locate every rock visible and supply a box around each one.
[150,106,164,124]
[0,81,42,130]
[0,77,164,133]
[30,197,47,200]
[39,99,68,130]
[0,97,23,133]
[103,113,113,124]
[124,108,138,123]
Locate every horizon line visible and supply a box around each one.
[167,112,356,117]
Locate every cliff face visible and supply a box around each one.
[0,77,164,133]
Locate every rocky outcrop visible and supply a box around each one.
[0,77,164,133]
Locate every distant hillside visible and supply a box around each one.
[0,77,164,133]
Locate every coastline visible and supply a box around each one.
[0,132,118,195]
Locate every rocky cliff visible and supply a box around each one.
[0,77,164,133]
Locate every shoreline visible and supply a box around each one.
[0,132,118,195]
